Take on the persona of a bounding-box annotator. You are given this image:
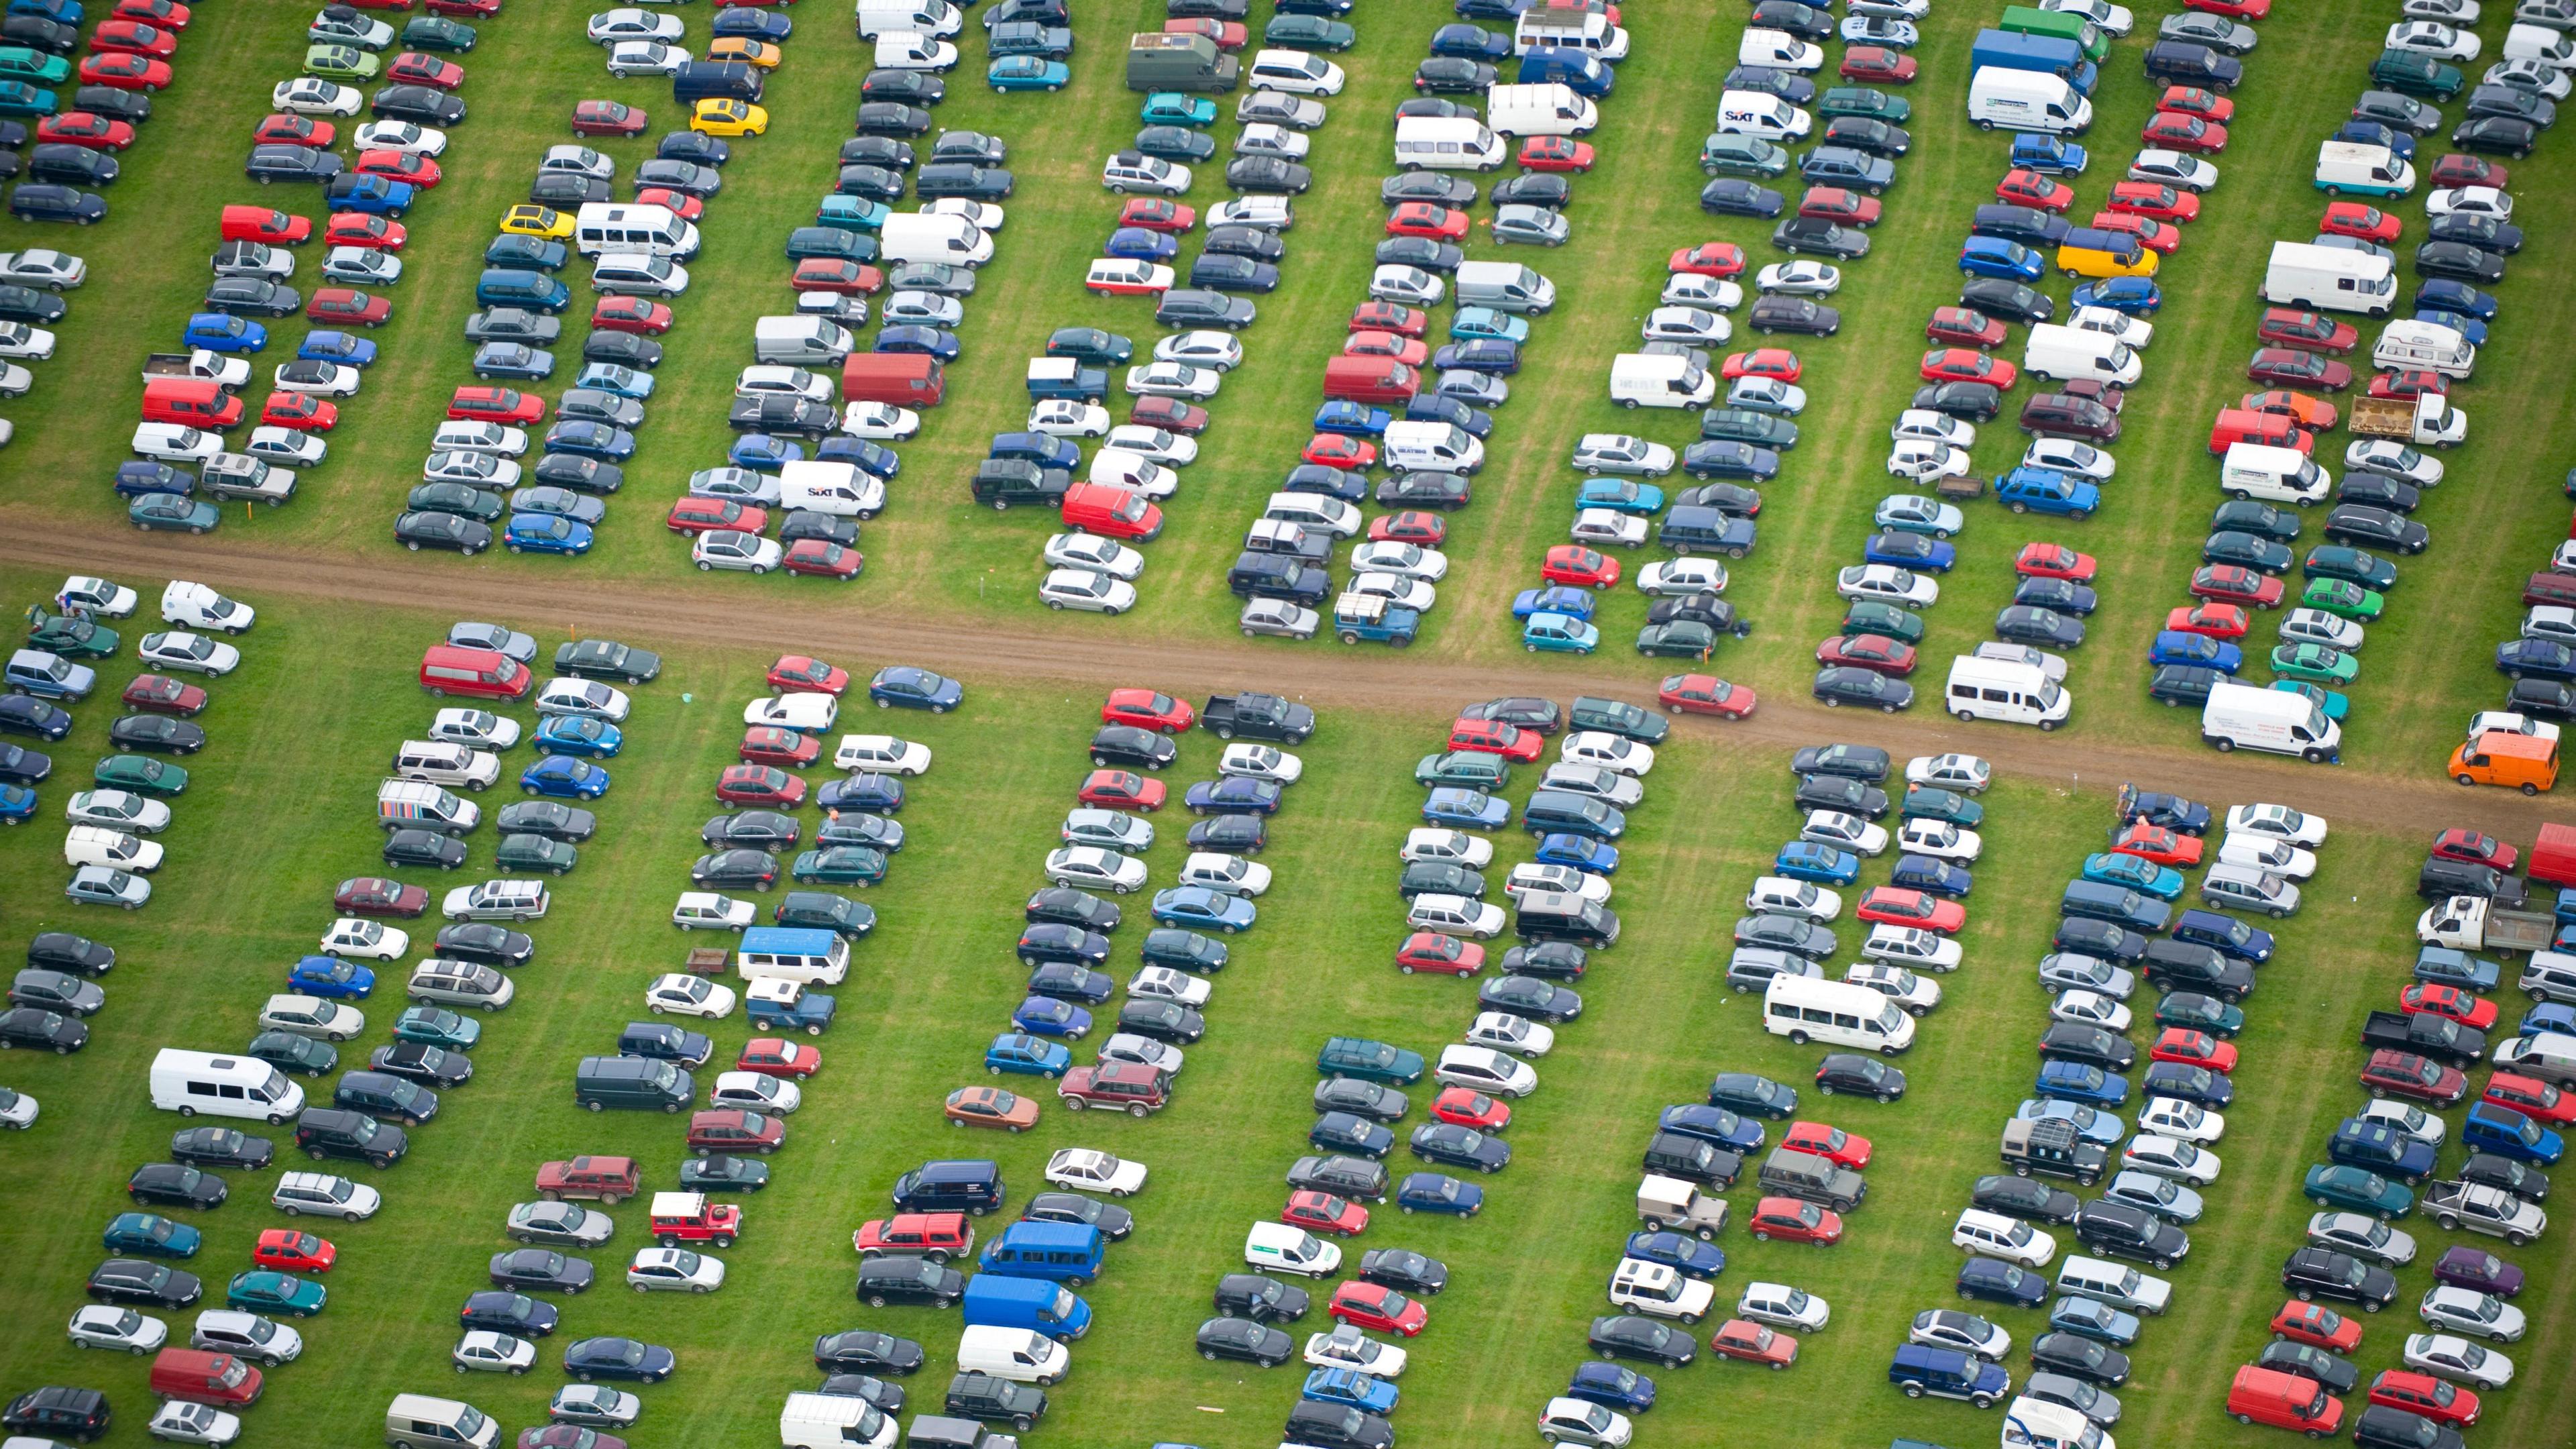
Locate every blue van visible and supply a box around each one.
[476,268,572,313]
[2060,881,2169,934]
[1891,855,1972,898]
[1518,47,1611,96]
[978,1222,1105,1285]
[2171,908,2273,963]
[893,1159,1005,1216]
[961,1273,1093,1340]
[1887,1343,2011,1407]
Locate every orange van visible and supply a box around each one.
[2451,730,2558,796]
[2226,1365,2343,1436]
[418,644,533,702]
[142,378,246,431]
[219,205,312,246]
[2208,407,2308,456]
[151,1348,264,1407]
[1061,482,1163,542]
[841,354,945,407]
[1322,356,1419,405]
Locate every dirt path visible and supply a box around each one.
[15,517,2553,839]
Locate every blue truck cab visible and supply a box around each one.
[961,1271,1092,1340]
[1026,358,1107,401]
[745,977,837,1034]
[977,1220,1106,1284]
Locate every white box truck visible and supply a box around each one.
[2201,680,2341,763]
[2262,240,2397,316]
[2372,319,2475,378]
[1483,82,1598,136]
[1966,68,2094,133]
[2022,323,2140,386]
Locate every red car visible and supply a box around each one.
[1368,511,1446,545]
[326,212,406,250]
[2014,542,2096,580]
[667,497,765,535]
[2105,181,2197,222]
[1433,1086,1509,1131]
[2257,308,2357,354]
[741,727,822,769]
[1119,197,1197,232]
[2089,211,2180,255]
[1711,1318,1797,1368]
[309,288,393,327]
[1919,347,2015,388]
[253,1230,336,1273]
[335,876,429,918]
[2402,983,2499,1032]
[2271,1301,2361,1353]
[90,20,178,56]
[1721,348,1799,382]
[1350,300,1426,337]
[634,187,704,221]
[2430,153,2506,190]
[784,539,863,579]
[262,392,337,432]
[123,674,207,716]
[1387,202,1470,241]
[1925,306,2004,348]
[1303,434,1375,469]
[1799,186,1881,227]
[2369,369,2447,402]
[738,1038,821,1079]
[2430,828,2516,871]
[2159,85,2233,123]
[2359,1049,2467,1106]
[2142,111,2226,152]
[2150,1028,2237,1073]
[387,52,465,89]
[2110,822,2205,867]
[1668,241,1746,277]
[791,258,882,294]
[1995,168,2074,211]
[594,296,676,334]
[1855,887,1964,934]
[688,1109,785,1156]
[447,386,542,425]
[356,149,442,189]
[2247,348,2351,391]
[2165,602,2248,639]
[769,655,849,698]
[2482,1072,2574,1126]
[2192,564,2284,610]
[2186,0,2267,15]
[1657,673,1754,718]
[1078,769,1165,811]
[2240,389,2337,431]
[1281,1190,1366,1237]
[2320,201,2400,243]
[1448,718,1542,763]
[1815,634,1916,677]
[1132,395,1208,433]
[254,114,333,146]
[1330,1281,1426,1337]
[1519,136,1594,171]
[115,0,192,28]
[1100,688,1192,733]
[1165,16,1247,48]
[1781,1121,1870,1169]
[1748,1196,1841,1244]
[2368,1371,2481,1430]
[573,99,649,137]
[1839,46,1914,83]
[1395,931,1483,977]
[1543,545,1619,589]
[427,0,502,14]
[716,764,806,807]
[79,52,171,89]
[1345,330,1428,366]
[36,112,136,150]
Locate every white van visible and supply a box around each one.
[1381,421,1483,474]
[2373,319,2475,378]
[755,317,855,366]
[737,932,849,986]
[392,740,500,791]
[2313,140,2418,197]
[2001,1397,2110,1449]
[2055,1254,2172,1314]
[2023,323,2139,386]
[2506,20,2576,61]
[1393,115,1507,169]
[777,1393,895,1449]
[1089,449,1175,496]
[378,780,480,834]
[1943,655,2070,729]
[150,1048,306,1124]
[572,203,700,259]
[1515,11,1627,58]
[854,0,961,36]
[1737,25,1823,69]
[878,213,994,268]
[1609,353,1713,409]
[1483,83,1598,136]
[1454,259,1556,312]
[592,252,690,297]
[2201,680,2340,763]
[2263,239,2398,315]
[1245,1220,1340,1277]
[1966,67,2094,133]
[1714,89,1811,141]
[385,1395,499,1449]
[1761,975,1917,1053]
[1247,48,1345,94]
[65,824,162,873]
[955,1326,1069,1385]
[780,460,886,519]
[2219,441,2330,504]
[1263,492,1362,538]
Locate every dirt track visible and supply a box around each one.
[14,519,2556,839]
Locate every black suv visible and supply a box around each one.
[1214,1272,1311,1322]
[1285,1154,1388,1202]
[293,1107,409,1167]
[858,1255,964,1308]
[3,1387,111,1442]
[970,459,1071,511]
[943,1372,1046,1432]
[2072,1201,2188,1271]
[2281,1246,2398,1309]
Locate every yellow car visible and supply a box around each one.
[500,205,573,239]
[690,97,769,137]
[705,36,783,68]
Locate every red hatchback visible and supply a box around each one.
[1839,46,1914,83]
[1926,306,2004,348]
[790,258,882,294]
[335,876,429,918]
[2110,822,2204,867]
[2191,565,2285,611]
[2482,1072,2575,1126]
[2105,182,2197,222]
[1519,136,1594,171]
[1799,186,1881,227]
[2270,1301,2361,1353]
[1433,1086,1509,1130]
[1281,1190,1366,1237]
[2257,308,2357,354]
[36,112,136,150]
[2015,542,2096,580]
[91,20,178,56]
[738,1038,821,1079]
[1711,1318,1798,1367]
[1387,203,1470,241]
[1543,545,1619,588]
[1748,1196,1841,1244]
[1721,348,1799,382]
[356,149,441,189]
[2369,1371,2480,1430]
[2150,1028,2237,1073]
[1303,434,1375,469]
[262,392,337,432]
[1395,931,1483,977]
[687,1109,784,1155]
[2247,348,2351,391]
[123,674,207,716]
[1668,241,1746,277]
[1165,17,1247,48]
[1344,330,1428,366]
[254,114,333,147]
[2402,983,2498,1032]
[1369,511,1446,545]
[1447,718,1542,763]
[1919,348,2015,388]
[1132,395,1208,434]
[115,0,191,28]
[1657,673,1754,718]
[1119,197,1197,232]
[447,386,542,425]
[2186,0,2267,15]
[2165,603,2248,640]
[1079,769,1165,811]
[2430,153,2505,189]
[1815,634,1916,676]
[1101,688,1193,733]
[1782,1121,1870,1169]
[2089,211,2179,255]
[770,656,849,697]
[1350,300,1426,338]
[784,540,863,579]
[2142,111,2225,152]
[1331,1281,1426,1337]
[572,100,649,137]
[326,212,406,250]
[741,727,821,769]
[254,1230,337,1273]
[2369,370,2447,402]
[667,498,765,535]
[634,188,704,221]
[80,52,172,89]
[2159,85,2233,123]
[387,52,465,89]
[594,296,676,334]
[2320,201,2400,243]
[309,288,393,327]
[716,764,806,807]
[1996,169,2074,212]
[1855,887,1964,934]
[2429,828,2515,871]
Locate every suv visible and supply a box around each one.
[293,1107,408,1167]
[2000,1117,2106,1184]
[3,1387,111,1442]
[945,1371,1047,1432]
[537,1157,641,1203]
[1059,1060,1171,1116]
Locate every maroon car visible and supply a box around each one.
[1815,634,1917,676]
[1925,306,2004,349]
[335,876,429,918]
[1057,1061,1171,1116]
[2019,394,2119,442]
[2359,1049,2467,1107]
[521,1429,626,1449]
[572,99,648,137]
[687,1109,784,1155]
[123,674,208,716]
[1130,394,1210,435]
[1798,186,1881,227]
[2246,347,2352,391]
[2255,308,2357,355]
[716,764,806,808]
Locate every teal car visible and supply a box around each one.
[988,55,1069,91]
[2081,851,2184,901]
[793,846,888,886]
[400,16,479,50]
[2271,680,2349,721]
[1413,751,1509,789]
[228,1270,327,1318]
[2271,643,2359,686]
[1151,885,1256,934]
[27,611,118,659]
[130,494,222,535]
[394,1006,482,1050]
[95,754,186,796]
[1265,13,1354,48]
[1902,786,1982,827]
[1140,91,1216,126]
[2302,1164,2413,1220]
[1451,307,1528,343]
[104,1212,202,1259]
[1700,133,1788,178]
[1576,478,1663,515]
[304,43,381,78]
[0,46,70,87]
[1318,1036,1424,1085]
[1817,86,1910,123]
[1843,600,1924,644]
[1874,494,1963,539]
[1523,612,1599,655]
[0,80,60,116]
[818,195,889,231]
[2154,992,2244,1038]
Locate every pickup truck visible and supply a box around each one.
[1204,690,1315,743]
[142,350,251,390]
[745,976,836,1036]
[2359,1008,2486,1065]
[203,453,297,506]
[2348,392,2466,448]
[2422,1179,2546,1244]
[2419,894,2553,953]
[1333,593,1419,647]
[1026,358,1108,402]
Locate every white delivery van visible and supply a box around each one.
[1966,67,2094,133]
[1381,421,1484,474]
[1483,83,1599,136]
[1393,115,1507,170]
[777,1393,896,1449]
[1737,25,1823,69]
[150,1048,307,1124]
[2022,323,2139,386]
[2202,680,2341,763]
[854,0,961,36]
[2261,240,2398,316]
[2313,140,2418,197]
[160,580,255,633]
[1609,353,1713,409]
[1943,654,2070,729]
[1761,975,1917,1054]
[1454,259,1556,312]
[386,1395,499,1449]
[2220,441,2330,504]
[755,317,855,366]
[1714,89,1812,141]
[2506,20,2576,61]
[2373,319,2475,378]
[1513,11,1627,58]
[572,203,700,259]
[1244,1221,1341,1277]
[955,1327,1068,1385]
[878,213,993,268]
[779,461,885,519]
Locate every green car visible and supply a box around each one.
[1636,621,1717,659]
[2304,546,2396,593]
[495,833,578,875]
[2271,642,2359,686]
[794,846,888,886]
[2302,1164,2412,1220]
[394,1006,482,1050]
[2154,991,2245,1038]
[401,16,478,50]
[304,43,379,78]
[1699,133,1788,178]
[1841,600,1922,645]
[2081,851,2184,900]
[1415,751,1509,790]
[2300,577,2383,621]
[0,46,71,87]
[1817,86,1909,123]
[775,890,876,937]
[1140,91,1217,126]
[1700,408,1798,450]
[2272,680,2349,722]
[1264,13,1354,48]
[27,610,118,659]
[95,755,186,796]
[129,494,222,535]
[228,1270,327,1318]
[1901,786,1982,828]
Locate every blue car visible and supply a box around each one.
[2072,276,2161,313]
[1301,1368,1399,1415]
[323,172,413,215]
[2463,1102,2563,1166]
[534,714,621,758]
[1890,854,1971,897]
[1026,961,1116,1005]
[2414,946,2500,992]
[114,462,190,498]
[818,773,904,812]
[712,6,792,39]
[2140,1061,2232,1108]
[1106,226,1179,262]
[504,512,594,555]
[1865,531,1955,572]
[731,434,803,470]
[1566,1361,1656,1415]
[543,421,635,462]
[1430,21,1511,57]
[1011,994,1092,1039]
[2271,680,2349,722]
[1434,339,1519,375]
[1995,467,2100,518]
[2148,630,2239,673]
[983,1031,1071,1078]
[299,330,376,368]
[0,784,36,825]
[2081,852,2183,900]
[1656,1103,1764,1152]
[1512,586,1595,622]
[1310,1111,1397,1158]
[2414,308,2487,345]
[1534,833,1617,875]
[2049,1296,2141,1346]
[2171,908,2271,963]
[1141,91,1218,126]
[819,437,900,478]
[2330,1116,2438,1180]
[1450,307,1529,343]
[2520,1001,2576,1038]
[1313,400,1391,436]
[1621,1230,1726,1279]
[1152,886,1256,934]
[1956,1256,2048,1307]
[1577,478,1664,515]
[103,1212,202,1259]
[573,363,653,399]
[129,494,221,534]
[2414,278,2496,320]
[877,325,960,362]
[2035,1059,2128,1108]
[288,953,375,1000]
[520,755,610,800]
[1184,777,1282,815]
[987,56,1070,91]
[2333,120,2413,160]
[1958,237,2043,281]
[869,665,962,712]
[2015,1097,2123,1146]
[1422,787,1509,830]
[182,312,266,352]
[1395,1171,1482,1216]
[2498,639,2576,682]
[1773,840,1860,886]
[2010,132,2087,174]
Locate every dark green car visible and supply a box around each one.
[1699,133,1788,178]
[793,846,888,886]
[2369,48,2460,99]
[1636,622,1716,659]
[1264,13,1355,48]
[1900,784,1982,828]
[27,610,118,658]
[409,482,504,523]
[496,833,578,875]
[95,755,186,796]
[773,890,877,937]
[1839,600,1923,645]
[402,16,478,50]
[248,1030,339,1076]
[1699,408,1799,450]
[1413,751,1510,789]
[2154,991,2244,1038]
[1817,86,1910,123]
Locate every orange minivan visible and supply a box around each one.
[150,1348,264,1407]
[2451,730,2558,796]
[2208,407,2308,455]
[1322,356,1420,405]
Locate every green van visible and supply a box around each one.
[1997,5,2106,62]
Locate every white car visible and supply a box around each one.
[1910,1309,2008,1361]
[2139,1096,2224,1143]
[1836,565,1936,608]
[453,1329,538,1373]
[1409,893,1503,940]
[424,451,521,488]
[1103,151,1190,194]
[1803,808,1887,856]
[2427,184,2516,221]
[2386,18,2481,58]
[672,892,756,931]
[874,30,957,67]
[629,1247,727,1293]
[0,360,29,396]
[148,1401,241,1446]
[1127,965,1211,1008]
[64,826,161,873]
[1907,752,1990,794]
[1046,846,1147,896]
[1124,362,1220,398]
[0,321,54,360]
[1179,851,1271,896]
[2216,834,2315,880]
[1097,1032,1184,1075]
[2069,305,2153,350]
[1845,961,1939,1015]
[2468,709,2558,744]
[2128,148,2217,192]
[920,197,1004,231]
[1848,0,1930,15]
[1434,1042,1536,1096]
[1155,330,1243,371]
[694,531,783,576]
[1642,306,1729,345]
[1659,274,1741,311]
[2308,1210,2413,1266]
[354,121,447,156]
[606,40,691,76]
[272,78,362,115]
[2049,989,2131,1031]
[1402,828,1492,869]
[2279,608,2364,651]
[1572,433,1675,476]
[1897,818,1980,861]
[2420,1285,2524,1342]
[1240,598,1320,639]
[645,973,735,1019]
[2224,802,2326,847]
[1891,409,1975,448]
[66,790,170,835]
[1087,257,1174,294]
[881,288,963,327]
[1029,400,1110,437]
[1540,763,1641,809]
[134,630,239,678]
[1560,732,1652,776]
[272,1171,379,1220]
[1755,260,1841,295]
[1042,532,1143,581]
[1841,14,1917,43]
[1368,263,1443,306]
[2359,1099,2443,1145]
[588,7,682,42]
[1862,923,1960,971]
[1538,1397,1632,1449]
[1045,1146,1148,1196]
[710,1071,800,1114]
[1887,440,1970,482]
[265,358,360,399]
[537,678,629,723]
[1608,1258,1711,1322]
[1210,195,1296,229]
[2482,57,2567,99]
[1737,1281,1829,1330]
[743,693,835,732]
[1635,559,1727,596]
[1570,508,1648,549]
[1305,1325,1406,1377]
[431,421,525,456]
[245,427,327,468]
[1350,572,1435,612]
[1737,27,1821,68]
[2344,439,2444,487]
[1249,47,1344,93]
[2121,1134,2220,1185]
[132,423,224,464]
[1465,1009,1554,1058]
[0,1084,38,1129]
[2023,437,2116,480]
[0,249,85,290]
[1104,425,1197,464]
[321,247,402,286]
[736,365,831,405]
[1039,569,1137,615]
[2403,1334,2513,1389]
[1236,121,1309,158]
[1727,376,1805,413]
[1350,541,1446,581]
[2041,0,2131,34]
[1508,863,1611,906]
[833,735,930,775]
[1953,1208,2055,1268]
[1219,743,1301,782]
[68,1303,166,1354]
[318,918,407,961]
[258,994,362,1041]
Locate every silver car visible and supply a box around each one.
[1239,597,1318,639]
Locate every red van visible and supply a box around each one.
[1061,482,1163,541]
[150,1348,264,1407]
[2208,407,2308,455]
[2531,823,2576,889]
[142,378,245,430]
[219,205,312,246]
[842,354,945,408]
[419,644,533,701]
[1323,356,1419,405]
[2227,1365,2343,1436]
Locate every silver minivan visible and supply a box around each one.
[2200,863,2300,918]
[409,959,515,1011]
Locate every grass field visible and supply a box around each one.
[0,557,2571,1449]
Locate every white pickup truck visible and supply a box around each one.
[2422,1179,2546,1245]
[142,350,251,390]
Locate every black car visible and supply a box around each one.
[436,921,538,965]
[384,828,469,871]
[562,1336,673,1384]
[1197,1316,1295,1366]
[1167,0,1248,15]
[1383,171,1475,206]
[0,281,67,324]
[1961,277,2053,323]
[28,144,117,186]
[916,163,1012,199]
[1750,0,1833,38]
[858,1255,965,1307]
[859,72,943,106]
[1493,172,1569,209]
[1789,744,1887,781]
[2256,1339,2360,1395]
[2073,1201,2188,1270]
[489,1248,596,1294]
[1138,928,1226,973]
[1414,57,1493,91]
[2055,918,2147,963]
[1458,696,1561,734]
[1358,1247,1447,1295]
[1727,65,1816,104]
[370,1040,473,1088]
[2,1387,111,1443]
[2458,1151,2548,1199]
[461,1289,559,1338]
[816,1330,927,1375]
[837,164,903,201]
[246,144,344,184]
[1792,773,1888,818]
[1377,236,1461,272]
[394,511,494,555]
[1137,124,1217,162]
[246,1031,338,1077]
[2414,240,2504,284]
[1017,924,1111,969]
[2030,1331,2129,1387]
[3,15,75,51]
[1648,594,1745,637]
[1187,814,1268,855]
[1313,1077,1407,1122]
[2452,115,2537,156]
[0,696,72,740]
[1478,975,1580,1022]
[1026,961,1114,1006]
[205,277,301,317]
[1705,1070,1796,1119]
[0,1006,85,1052]
[553,638,657,684]
[855,102,935,139]
[1971,1173,2081,1225]
[818,1374,905,1412]
[1191,252,1281,292]
[531,173,609,207]
[703,810,799,851]
[1377,470,1471,508]
[372,84,465,125]
[782,511,861,547]
[1023,1189,1134,1240]
[1588,1314,1695,1368]
[2038,1022,2136,1073]
[1749,295,1839,334]
[1813,667,1910,712]
[1411,1122,1510,1173]
[2149,665,2220,708]
[2426,213,2523,254]
[1226,156,1310,194]
[692,848,780,891]
[777,892,877,937]
[1205,225,1286,263]
[1087,725,1177,771]
[659,131,729,168]
[1157,288,1256,330]
[841,136,915,170]
[1913,380,2004,421]
[88,1258,202,1307]
[945,1371,1046,1431]
[170,1127,272,1171]
[1701,177,1784,218]
[633,159,719,199]
[680,1155,771,1193]
[0,743,49,783]
[2282,1246,2397,1308]
[126,1161,225,1210]
[1118,999,1204,1043]
[1815,1053,1905,1101]
[2337,473,2420,514]
[2323,504,2429,555]
[1215,1272,1311,1321]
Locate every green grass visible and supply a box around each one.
[2,558,2573,1449]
